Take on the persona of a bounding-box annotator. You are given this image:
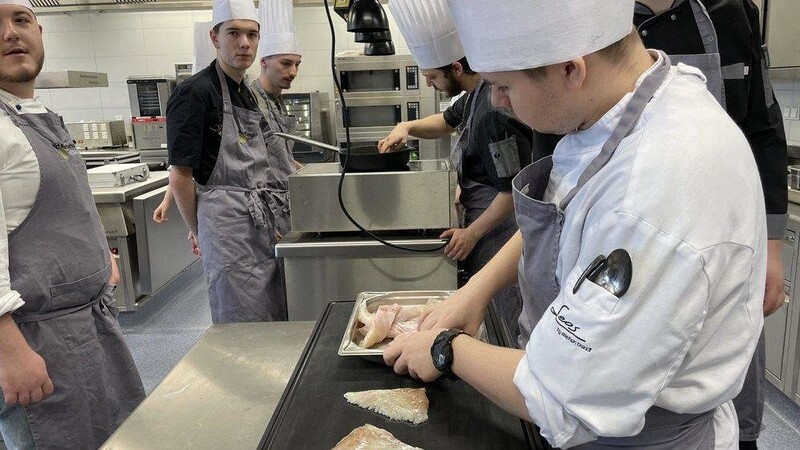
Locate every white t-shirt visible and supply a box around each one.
[514,58,766,448]
[0,89,45,316]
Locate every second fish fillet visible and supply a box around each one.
[344,388,429,425]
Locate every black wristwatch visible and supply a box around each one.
[431,329,467,378]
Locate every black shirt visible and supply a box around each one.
[167,60,260,185]
[442,83,557,191]
[635,0,788,235]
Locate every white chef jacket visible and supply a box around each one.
[0,89,44,317]
[513,60,766,448]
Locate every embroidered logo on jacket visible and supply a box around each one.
[550,305,593,353]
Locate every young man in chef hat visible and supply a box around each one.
[384,0,766,447]
[0,0,145,447]
[168,0,294,324]
[250,0,304,172]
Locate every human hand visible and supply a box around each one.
[188,231,201,256]
[764,240,785,316]
[377,123,410,153]
[383,329,446,382]
[152,201,170,223]
[108,252,121,285]
[440,228,478,261]
[0,346,54,406]
[417,288,485,336]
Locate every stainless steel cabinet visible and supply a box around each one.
[764,0,800,68]
[766,221,798,389]
[772,203,800,406]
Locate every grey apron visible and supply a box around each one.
[640,0,726,107]
[251,80,299,156]
[196,63,292,324]
[1,102,145,449]
[452,80,522,337]
[513,53,716,447]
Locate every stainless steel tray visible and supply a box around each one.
[338,290,486,357]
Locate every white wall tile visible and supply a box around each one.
[93,30,146,57]
[293,5,329,25]
[58,108,104,122]
[49,88,102,111]
[299,49,334,78]
[38,13,91,33]
[143,28,194,56]
[42,32,94,59]
[146,55,193,75]
[102,108,132,122]
[301,76,335,95]
[99,83,130,110]
[89,12,142,31]
[773,79,795,91]
[296,23,333,51]
[192,11,213,23]
[140,11,196,30]
[46,57,96,72]
[95,56,148,83]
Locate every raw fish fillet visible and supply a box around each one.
[344,388,429,425]
[356,302,438,348]
[332,424,422,450]
[360,304,400,348]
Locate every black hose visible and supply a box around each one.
[323,0,447,253]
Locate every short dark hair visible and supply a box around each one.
[435,56,476,76]
[523,31,640,80]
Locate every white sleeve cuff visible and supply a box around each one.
[0,290,24,317]
[513,353,597,448]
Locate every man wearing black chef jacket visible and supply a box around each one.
[0,1,145,447]
[635,1,788,448]
[168,0,294,324]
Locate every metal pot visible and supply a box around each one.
[274,132,412,172]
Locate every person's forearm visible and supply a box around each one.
[405,113,454,140]
[466,192,515,240]
[163,186,173,205]
[464,231,523,306]
[452,335,531,421]
[0,313,28,357]
[169,170,198,235]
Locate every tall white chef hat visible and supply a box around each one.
[212,0,259,28]
[0,0,35,15]
[257,0,301,59]
[388,0,464,70]
[445,0,635,72]
[192,21,217,75]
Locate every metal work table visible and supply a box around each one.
[91,170,169,204]
[102,321,315,450]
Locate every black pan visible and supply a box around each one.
[274,132,412,172]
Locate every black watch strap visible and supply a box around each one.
[431,328,467,378]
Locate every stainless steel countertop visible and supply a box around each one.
[92,171,169,204]
[102,321,315,450]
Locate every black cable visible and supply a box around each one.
[323,0,447,253]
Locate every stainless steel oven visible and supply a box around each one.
[334,54,448,159]
[336,54,422,98]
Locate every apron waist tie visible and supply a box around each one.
[12,284,115,324]
[201,184,289,229]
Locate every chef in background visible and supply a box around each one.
[251,0,304,173]
[0,0,145,447]
[153,21,217,230]
[167,0,293,323]
[384,0,766,447]
[382,0,550,335]
[634,2,788,447]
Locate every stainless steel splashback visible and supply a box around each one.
[288,160,457,233]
